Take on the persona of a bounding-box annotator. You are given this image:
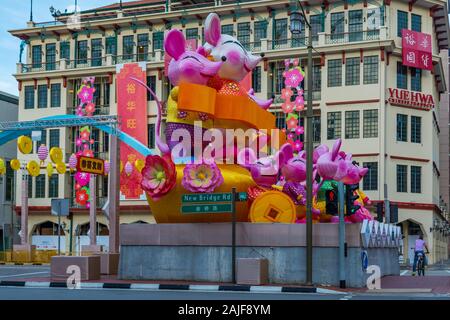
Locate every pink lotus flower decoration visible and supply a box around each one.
[287,117,298,130]
[284,68,303,88]
[182,161,224,193]
[141,154,177,201]
[281,88,293,101]
[75,172,90,187]
[77,86,94,104]
[281,102,294,114]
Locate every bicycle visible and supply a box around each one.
[416,251,429,276]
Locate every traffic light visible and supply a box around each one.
[390,204,398,224]
[345,184,360,215]
[325,189,338,215]
[376,202,384,222]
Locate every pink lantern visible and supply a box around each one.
[125,161,133,176]
[104,160,110,175]
[75,172,90,187]
[69,154,77,171]
[38,144,48,164]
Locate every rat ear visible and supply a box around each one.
[196,45,207,57]
[237,148,257,167]
[204,13,221,46]
[278,143,294,168]
[164,29,186,61]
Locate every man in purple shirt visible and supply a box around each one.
[412,234,429,276]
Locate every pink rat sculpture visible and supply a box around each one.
[203,13,273,110]
[316,139,344,181]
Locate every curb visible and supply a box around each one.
[0,280,322,294]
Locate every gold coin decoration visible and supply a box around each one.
[135,159,145,172]
[46,163,54,177]
[49,147,63,164]
[10,159,21,171]
[26,160,40,177]
[249,191,297,224]
[0,158,5,175]
[56,162,66,174]
[18,136,32,154]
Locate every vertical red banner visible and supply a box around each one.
[402,29,433,71]
[116,63,148,199]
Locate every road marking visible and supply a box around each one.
[401,270,409,276]
[24,281,50,288]
[340,295,353,300]
[130,283,159,290]
[250,286,282,293]
[0,271,48,279]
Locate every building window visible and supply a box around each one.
[397,62,407,89]
[397,165,407,192]
[76,40,88,64]
[348,10,363,42]
[123,35,134,59]
[346,57,360,86]
[5,163,14,202]
[46,43,56,71]
[397,114,408,142]
[186,28,198,40]
[312,65,321,92]
[91,38,103,66]
[252,66,261,93]
[152,32,164,51]
[48,175,59,198]
[367,7,385,30]
[411,116,421,143]
[221,24,234,36]
[345,111,360,139]
[148,123,155,148]
[330,12,345,41]
[37,85,47,109]
[49,129,60,149]
[106,36,117,55]
[38,130,46,151]
[254,20,267,45]
[50,84,61,108]
[397,10,408,37]
[32,45,42,69]
[327,112,341,140]
[363,162,378,191]
[35,174,46,198]
[271,61,285,95]
[411,14,422,32]
[24,86,34,109]
[275,112,286,130]
[411,166,421,193]
[137,34,149,61]
[310,14,324,38]
[60,41,70,60]
[363,109,378,138]
[103,132,109,153]
[328,59,342,87]
[146,75,156,101]
[313,116,321,143]
[274,18,288,47]
[237,22,251,50]
[363,56,378,84]
[27,176,33,198]
[410,68,421,92]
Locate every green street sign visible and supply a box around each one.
[181,193,232,203]
[181,204,233,214]
[237,192,248,202]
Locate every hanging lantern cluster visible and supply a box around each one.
[280,58,306,153]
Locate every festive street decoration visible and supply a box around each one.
[0,158,5,175]
[50,147,63,164]
[26,160,40,177]
[37,144,49,165]
[18,135,32,154]
[46,163,54,177]
[56,162,66,174]
[69,153,77,172]
[10,159,21,171]
[182,160,224,193]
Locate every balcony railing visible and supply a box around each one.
[269,90,321,104]
[325,30,380,45]
[67,57,108,69]
[113,52,156,64]
[22,62,60,73]
[241,42,262,52]
[268,36,318,50]
[67,105,111,116]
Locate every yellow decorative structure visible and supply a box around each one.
[49,147,63,164]
[27,161,40,177]
[249,191,297,223]
[18,136,32,154]
[0,158,5,175]
[10,159,21,171]
[56,162,66,174]
[135,159,145,172]
[46,163,54,177]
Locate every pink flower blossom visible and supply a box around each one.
[77,85,94,104]
[294,140,303,151]
[295,126,305,135]
[284,68,304,88]
[287,117,298,129]
[281,101,294,114]
[281,88,293,100]
[182,161,224,193]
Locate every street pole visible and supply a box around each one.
[108,134,120,253]
[338,182,346,288]
[305,17,314,286]
[89,175,97,246]
[57,211,61,256]
[231,187,237,284]
[20,174,28,245]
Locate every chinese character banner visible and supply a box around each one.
[402,29,433,71]
[116,63,148,199]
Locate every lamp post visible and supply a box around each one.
[290,2,314,286]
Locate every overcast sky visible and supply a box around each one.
[0,0,116,96]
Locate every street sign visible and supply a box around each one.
[51,199,70,216]
[181,203,233,214]
[181,192,247,204]
[76,156,105,175]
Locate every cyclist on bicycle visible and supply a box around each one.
[412,234,429,276]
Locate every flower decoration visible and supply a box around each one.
[141,154,177,201]
[294,95,305,109]
[83,149,94,158]
[182,160,224,193]
[295,126,305,135]
[76,189,89,206]
[198,113,209,121]
[75,172,90,187]
[281,102,294,114]
[281,88,293,100]
[286,115,299,130]
[77,85,95,104]
[85,103,96,115]
[284,68,303,88]
[293,140,303,152]
[177,111,188,119]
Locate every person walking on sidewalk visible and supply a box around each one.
[412,234,429,276]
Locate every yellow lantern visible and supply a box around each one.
[18,136,32,154]
[0,158,5,175]
[10,159,21,171]
[135,159,145,172]
[56,162,66,174]
[46,163,54,177]
[26,160,40,177]
[49,147,63,164]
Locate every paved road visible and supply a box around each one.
[0,266,50,280]
[400,269,450,276]
[0,287,448,300]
